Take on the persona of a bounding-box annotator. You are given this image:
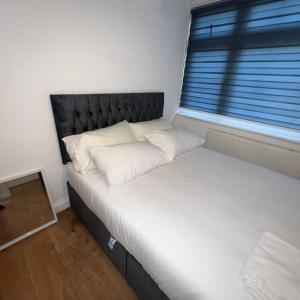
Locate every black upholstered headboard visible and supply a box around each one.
[51,93,164,164]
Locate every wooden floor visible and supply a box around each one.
[0,179,54,246]
[0,209,138,300]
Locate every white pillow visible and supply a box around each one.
[89,142,168,187]
[62,127,117,171]
[74,121,136,175]
[129,118,172,141]
[146,128,205,161]
[62,134,82,171]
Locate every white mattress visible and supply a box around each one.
[67,147,300,300]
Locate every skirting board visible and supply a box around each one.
[53,196,70,213]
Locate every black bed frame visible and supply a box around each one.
[51,93,169,300]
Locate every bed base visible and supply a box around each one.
[67,182,169,300]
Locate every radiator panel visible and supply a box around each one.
[205,129,300,180]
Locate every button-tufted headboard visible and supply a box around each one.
[51,93,164,164]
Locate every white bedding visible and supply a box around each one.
[67,147,300,300]
[242,232,300,300]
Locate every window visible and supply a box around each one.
[180,0,300,130]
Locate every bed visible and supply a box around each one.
[51,93,300,300]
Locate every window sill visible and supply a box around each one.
[177,108,300,144]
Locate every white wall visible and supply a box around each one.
[0,0,191,210]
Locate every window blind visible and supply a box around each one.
[180,0,300,130]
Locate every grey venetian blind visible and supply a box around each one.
[180,0,300,130]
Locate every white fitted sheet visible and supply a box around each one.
[67,147,300,300]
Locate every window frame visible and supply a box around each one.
[180,0,300,133]
[177,107,300,143]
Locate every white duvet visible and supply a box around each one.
[242,232,300,300]
[67,147,300,300]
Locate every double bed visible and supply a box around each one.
[51,93,300,300]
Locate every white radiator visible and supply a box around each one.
[205,129,300,180]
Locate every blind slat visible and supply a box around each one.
[182,94,300,114]
[185,67,300,76]
[181,101,300,125]
[188,53,300,62]
[183,103,300,129]
[183,77,300,90]
[183,86,300,101]
[186,61,300,68]
[185,72,300,83]
[182,90,300,105]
